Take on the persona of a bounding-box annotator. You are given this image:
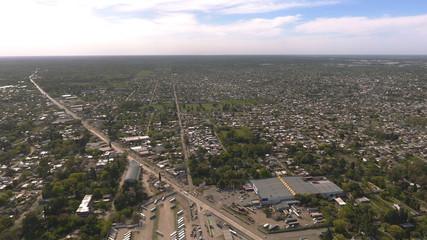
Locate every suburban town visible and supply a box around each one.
[0,56,426,240]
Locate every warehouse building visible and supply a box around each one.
[251,178,294,205]
[124,160,141,184]
[250,176,343,205]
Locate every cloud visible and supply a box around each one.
[92,0,340,15]
[294,14,427,36]
[220,0,340,14]
[203,15,300,37]
[0,0,300,56]
[108,14,300,40]
[1,0,427,55]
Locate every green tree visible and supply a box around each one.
[0,215,14,233]
[388,225,404,240]
[321,228,333,240]
[259,168,272,179]
[36,166,46,178]
[21,212,43,239]
[193,178,203,186]
[333,219,349,234]
[335,234,347,240]
[93,188,102,199]
[0,231,19,240]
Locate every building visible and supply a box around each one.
[76,195,93,216]
[130,146,152,157]
[174,164,186,173]
[250,176,343,205]
[356,197,370,204]
[251,178,295,205]
[122,136,150,143]
[124,160,141,184]
[281,176,343,198]
[335,197,346,206]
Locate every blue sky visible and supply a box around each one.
[1,0,427,55]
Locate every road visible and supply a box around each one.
[172,81,193,188]
[146,82,158,135]
[29,71,263,240]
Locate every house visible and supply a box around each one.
[356,197,370,204]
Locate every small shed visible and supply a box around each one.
[356,197,370,204]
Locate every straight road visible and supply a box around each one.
[146,82,158,135]
[172,81,193,188]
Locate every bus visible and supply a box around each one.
[285,218,297,224]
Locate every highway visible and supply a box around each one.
[29,71,263,240]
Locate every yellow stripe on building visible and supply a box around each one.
[277,175,296,196]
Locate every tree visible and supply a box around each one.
[333,219,349,234]
[321,228,333,240]
[90,167,97,180]
[36,166,46,178]
[0,215,14,233]
[93,188,102,199]
[388,225,404,240]
[21,212,43,239]
[259,168,272,179]
[335,234,347,240]
[193,178,203,186]
[0,231,19,240]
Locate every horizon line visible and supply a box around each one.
[1,54,427,58]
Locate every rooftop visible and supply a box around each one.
[123,136,149,142]
[124,160,141,183]
[250,178,294,200]
[76,194,93,214]
[311,179,344,194]
[282,176,318,195]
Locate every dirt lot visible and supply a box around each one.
[141,169,155,196]
[133,193,194,240]
[156,200,176,239]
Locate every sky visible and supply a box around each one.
[1,0,427,56]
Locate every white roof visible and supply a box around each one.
[76,195,93,213]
